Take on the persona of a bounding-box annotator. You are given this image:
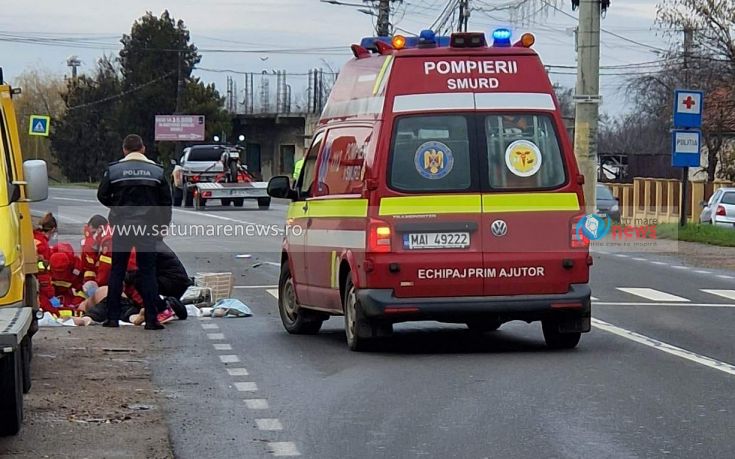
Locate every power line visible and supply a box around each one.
[67,71,176,111]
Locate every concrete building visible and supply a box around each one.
[231,113,320,180]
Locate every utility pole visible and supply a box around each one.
[679,26,694,227]
[458,0,470,32]
[174,51,185,159]
[376,0,392,36]
[573,0,602,213]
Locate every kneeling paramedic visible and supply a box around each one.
[97,134,173,329]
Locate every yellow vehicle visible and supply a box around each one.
[0,68,48,436]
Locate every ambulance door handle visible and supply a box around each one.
[307,218,313,228]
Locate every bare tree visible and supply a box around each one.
[11,68,66,179]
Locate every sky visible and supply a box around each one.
[0,0,675,116]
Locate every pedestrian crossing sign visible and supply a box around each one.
[29,115,50,137]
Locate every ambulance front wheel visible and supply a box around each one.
[542,319,581,350]
[257,197,271,209]
[278,263,323,335]
[233,198,244,207]
[184,188,194,207]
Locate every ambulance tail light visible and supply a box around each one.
[367,219,392,253]
[514,33,535,48]
[491,28,512,47]
[570,214,590,249]
[450,32,487,48]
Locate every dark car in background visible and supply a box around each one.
[597,183,620,222]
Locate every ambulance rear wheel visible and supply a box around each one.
[257,197,271,209]
[344,277,390,351]
[542,320,581,350]
[221,198,232,206]
[0,351,23,436]
[233,198,244,207]
[278,263,323,335]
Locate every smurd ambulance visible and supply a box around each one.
[267,29,592,351]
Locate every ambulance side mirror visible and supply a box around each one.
[267,175,297,200]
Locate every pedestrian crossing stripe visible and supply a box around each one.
[700,289,735,301]
[266,289,279,300]
[616,288,690,302]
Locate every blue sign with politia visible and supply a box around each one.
[671,129,701,168]
[673,89,703,129]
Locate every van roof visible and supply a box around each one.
[319,35,553,125]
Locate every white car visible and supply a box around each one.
[700,187,735,226]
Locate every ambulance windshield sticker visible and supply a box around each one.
[505,140,542,177]
[415,141,454,180]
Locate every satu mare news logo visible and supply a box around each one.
[576,214,658,244]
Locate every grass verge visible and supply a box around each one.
[657,223,735,247]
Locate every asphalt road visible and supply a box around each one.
[33,188,735,458]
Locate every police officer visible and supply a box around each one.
[97,134,173,329]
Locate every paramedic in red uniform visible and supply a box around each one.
[33,213,57,312]
[48,244,85,310]
[97,134,173,329]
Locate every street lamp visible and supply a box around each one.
[238,135,246,142]
[213,135,220,143]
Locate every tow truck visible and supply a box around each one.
[0,68,49,435]
[173,144,271,210]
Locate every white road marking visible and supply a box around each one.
[199,316,212,321]
[219,355,240,363]
[244,399,269,409]
[672,266,688,270]
[50,196,98,203]
[694,270,711,274]
[701,289,735,301]
[174,208,257,226]
[651,261,667,266]
[268,442,301,457]
[617,288,690,302]
[590,296,599,301]
[594,302,735,308]
[267,289,279,299]
[234,285,279,289]
[717,275,735,279]
[632,257,647,261]
[592,318,735,377]
[256,418,283,431]
[201,323,219,330]
[227,368,249,376]
[615,254,629,258]
[213,343,233,351]
[207,333,225,340]
[265,262,281,267]
[234,381,258,392]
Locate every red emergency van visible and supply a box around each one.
[267,29,592,351]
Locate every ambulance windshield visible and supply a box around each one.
[389,113,566,192]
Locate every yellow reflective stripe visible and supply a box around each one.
[52,281,72,288]
[99,255,112,264]
[73,290,87,299]
[372,55,393,96]
[84,271,96,278]
[287,202,306,220]
[85,256,95,264]
[482,193,580,213]
[379,195,482,216]
[37,261,46,270]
